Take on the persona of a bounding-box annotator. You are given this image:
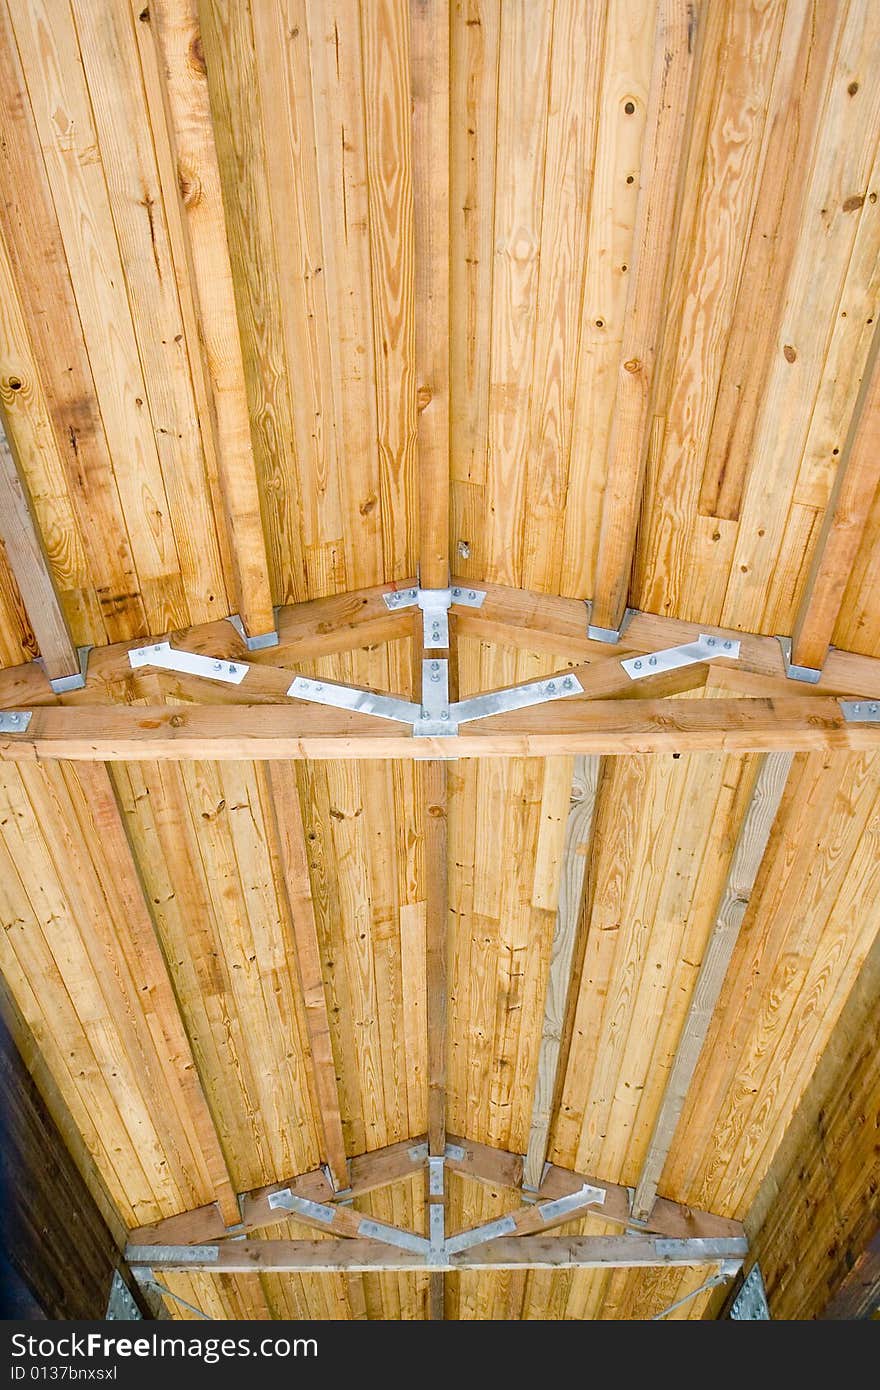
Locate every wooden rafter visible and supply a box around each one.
[631,751,793,1219]
[790,326,880,672]
[0,420,80,682]
[523,754,600,1190]
[266,762,348,1191]
[590,0,703,634]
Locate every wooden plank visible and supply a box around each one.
[790,327,880,670]
[266,762,348,1190]
[3,698,880,760]
[590,0,703,633]
[523,755,600,1189]
[0,1011,148,1319]
[0,1,144,642]
[631,752,793,1219]
[425,761,448,1155]
[144,0,274,635]
[745,932,880,1320]
[484,2,554,585]
[699,0,840,521]
[411,0,450,588]
[70,764,239,1226]
[9,0,188,635]
[127,1234,746,1273]
[823,1232,880,1320]
[196,0,308,610]
[0,421,79,681]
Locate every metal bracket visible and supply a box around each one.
[287,674,419,723]
[383,584,487,649]
[455,673,583,723]
[126,1245,220,1266]
[43,644,91,694]
[535,1183,606,1223]
[358,1220,430,1255]
[267,1189,336,1224]
[105,1269,142,1321]
[587,601,637,644]
[443,1142,465,1162]
[729,1263,770,1319]
[840,699,880,722]
[226,613,279,651]
[428,1155,445,1198]
[445,1214,518,1257]
[129,640,250,684]
[289,668,586,738]
[621,633,740,680]
[777,635,821,684]
[415,658,453,736]
[0,710,32,733]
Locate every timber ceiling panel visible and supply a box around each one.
[0,0,879,1322]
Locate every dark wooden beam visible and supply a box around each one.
[0,1010,148,1318]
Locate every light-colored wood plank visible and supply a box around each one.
[411,0,450,588]
[266,762,348,1190]
[425,760,448,1155]
[127,1233,746,1273]
[0,1,144,642]
[523,756,600,1189]
[791,325,880,669]
[591,0,703,632]
[0,422,78,680]
[631,751,793,1217]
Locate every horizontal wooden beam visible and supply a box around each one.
[127,1234,746,1274]
[1,698,879,759]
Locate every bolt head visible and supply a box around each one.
[871,704,878,714]
[9,714,19,725]
[440,711,449,720]
[452,587,461,597]
[547,681,556,692]
[707,637,716,647]
[229,665,237,675]
[421,708,428,718]
[153,644,162,652]
[468,591,476,599]
[723,640,732,649]
[388,593,399,606]
[214,661,223,670]
[634,660,642,670]
[315,683,323,692]
[431,660,440,670]
[648,655,657,666]
[563,677,573,689]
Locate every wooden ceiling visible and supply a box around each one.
[0,0,878,1321]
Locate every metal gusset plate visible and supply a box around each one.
[128,641,249,685]
[287,675,419,724]
[621,633,740,680]
[454,672,584,723]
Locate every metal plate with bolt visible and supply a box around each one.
[729,1263,771,1319]
[621,634,741,679]
[129,641,250,684]
[0,711,32,733]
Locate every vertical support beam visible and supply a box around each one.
[0,418,80,683]
[411,0,450,589]
[267,763,349,1191]
[632,751,793,1218]
[523,755,601,1190]
[590,0,703,633]
[425,759,448,1157]
[73,764,241,1226]
[790,325,880,672]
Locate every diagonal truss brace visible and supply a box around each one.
[290,665,585,737]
